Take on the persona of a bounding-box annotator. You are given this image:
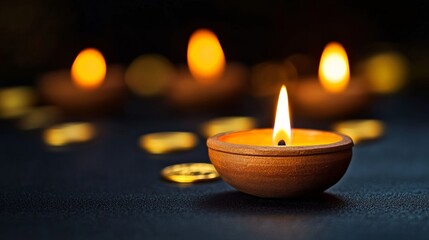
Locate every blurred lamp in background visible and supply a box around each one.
[319,42,350,93]
[38,48,126,116]
[187,29,226,84]
[358,51,409,94]
[287,41,371,119]
[0,87,36,119]
[166,28,247,109]
[71,48,107,90]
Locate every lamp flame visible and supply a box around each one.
[71,48,106,90]
[273,85,292,146]
[319,42,350,93]
[187,29,225,84]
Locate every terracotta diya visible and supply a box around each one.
[38,48,126,116]
[287,42,371,119]
[166,29,247,109]
[207,85,353,198]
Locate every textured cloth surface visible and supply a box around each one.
[1,95,428,240]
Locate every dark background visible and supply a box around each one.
[1,0,429,90]
[2,1,429,239]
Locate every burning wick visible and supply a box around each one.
[273,85,292,146]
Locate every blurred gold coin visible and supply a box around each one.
[125,54,175,96]
[43,122,95,146]
[201,116,257,138]
[161,163,219,183]
[0,86,37,119]
[139,132,197,154]
[332,119,385,143]
[18,106,62,130]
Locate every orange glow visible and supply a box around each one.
[273,85,292,146]
[187,29,225,84]
[319,42,350,93]
[222,129,342,147]
[71,48,106,90]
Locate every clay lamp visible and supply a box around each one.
[288,42,371,119]
[38,48,126,116]
[207,85,353,198]
[166,29,246,109]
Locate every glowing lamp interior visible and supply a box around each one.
[187,29,225,84]
[319,42,350,93]
[221,129,342,147]
[219,84,343,147]
[273,85,292,146]
[71,48,107,90]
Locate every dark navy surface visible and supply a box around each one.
[1,94,429,240]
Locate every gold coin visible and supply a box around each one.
[332,119,385,143]
[201,116,257,138]
[139,132,198,154]
[161,163,219,183]
[43,122,95,146]
[0,86,37,119]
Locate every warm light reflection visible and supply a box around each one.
[273,85,292,146]
[71,48,106,90]
[222,129,342,147]
[187,29,225,84]
[319,42,350,93]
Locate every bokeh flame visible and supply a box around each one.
[71,48,106,90]
[273,85,292,146]
[187,29,225,84]
[319,42,350,93]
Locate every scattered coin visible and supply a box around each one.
[161,163,219,183]
[139,132,197,154]
[201,116,257,138]
[43,122,95,146]
[332,119,385,143]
